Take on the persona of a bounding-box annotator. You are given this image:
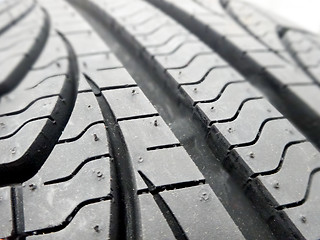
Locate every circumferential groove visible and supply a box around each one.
[0,30,79,186]
[84,73,141,240]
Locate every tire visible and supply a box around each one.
[0,0,319,239]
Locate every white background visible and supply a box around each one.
[245,0,320,33]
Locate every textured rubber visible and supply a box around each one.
[0,0,319,239]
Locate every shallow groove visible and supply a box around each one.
[148,0,320,149]
[0,7,50,96]
[138,171,189,240]
[153,40,199,56]
[43,154,110,185]
[0,115,52,140]
[84,74,141,240]
[165,52,214,70]
[276,167,320,210]
[58,120,104,143]
[249,140,307,179]
[0,94,60,118]
[179,65,230,86]
[209,97,264,124]
[127,14,158,27]
[193,80,246,105]
[70,2,277,239]
[19,195,112,237]
[144,32,190,48]
[26,74,66,90]
[0,30,79,186]
[135,21,174,36]
[229,117,285,150]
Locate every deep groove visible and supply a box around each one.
[147,143,181,151]
[84,74,141,240]
[209,97,264,124]
[138,171,189,240]
[0,6,50,96]
[0,115,51,140]
[0,30,79,186]
[44,154,110,185]
[69,2,277,239]
[229,117,285,150]
[276,168,320,210]
[58,121,104,143]
[249,140,307,179]
[117,113,159,122]
[147,0,320,149]
[16,195,112,238]
[11,186,25,239]
[137,179,206,195]
[193,80,246,105]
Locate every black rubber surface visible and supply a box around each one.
[0,0,319,239]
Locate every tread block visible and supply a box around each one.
[0,75,64,115]
[155,42,212,69]
[267,67,312,85]
[83,68,136,91]
[0,119,47,165]
[23,158,110,232]
[103,87,158,120]
[78,53,122,71]
[284,171,320,240]
[196,82,262,124]
[127,16,173,36]
[139,194,175,239]
[258,142,320,206]
[0,96,58,138]
[38,123,109,183]
[227,35,267,52]
[60,92,103,140]
[136,25,188,47]
[289,85,320,116]
[119,116,180,160]
[28,201,110,240]
[213,99,282,147]
[65,32,110,55]
[0,187,12,238]
[147,34,197,55]
[181,67,244,103]
[136,147,204,190]
[160,184,245,239]
[229,119,306,177]
[167,55,227,84]
[32,37,68,69]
